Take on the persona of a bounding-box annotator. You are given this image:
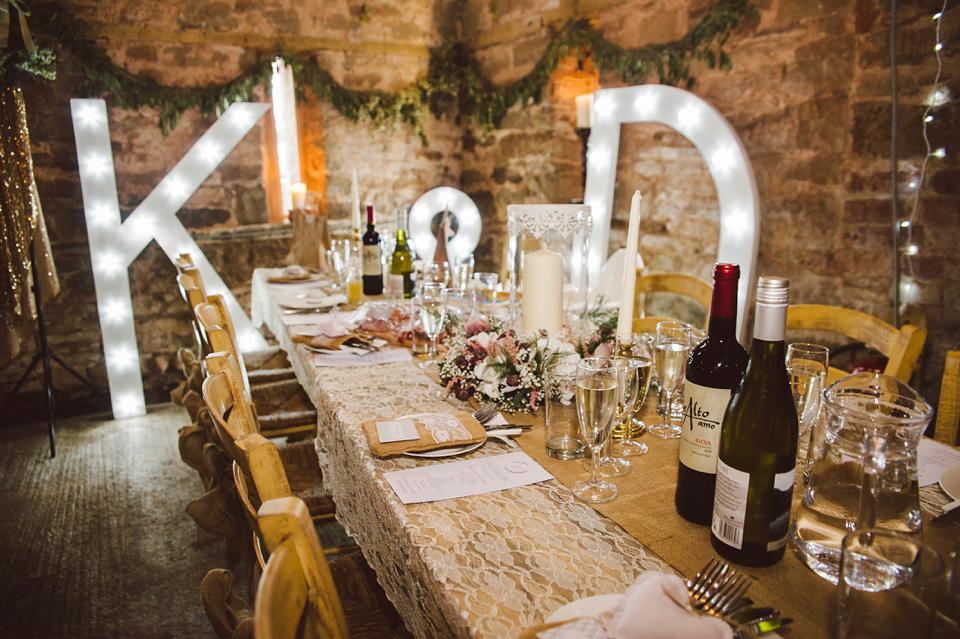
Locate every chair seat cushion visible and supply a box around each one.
[251,378,316,416]
[244,345,291,371]
[276,440,336,518]
[329,551,414,639]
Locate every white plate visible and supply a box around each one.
[939,465,960,500]
[545,594,623,624]
[404,441,484,458]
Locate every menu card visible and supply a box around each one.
[918,438,960,486]
[384,451,554,504]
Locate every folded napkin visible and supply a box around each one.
[531,573,732,639]
[362,412,486,457]
[268,265,313,283]
[292,332,373,351]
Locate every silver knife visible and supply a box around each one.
[931,499,960,525]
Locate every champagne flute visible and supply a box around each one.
[649,321,691,439]
[595,354,646,476]
[612,333,654,456]
[573,357,620,503]
[786,342,829,473]
[417,282,447,372]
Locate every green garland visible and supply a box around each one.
[11,0,756,137]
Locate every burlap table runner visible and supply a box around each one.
[504,403,960,639]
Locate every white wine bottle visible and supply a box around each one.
[710,276,798,567]
[389,208,414,298]
[675,263,748,525]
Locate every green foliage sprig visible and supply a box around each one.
[20,0,756,137]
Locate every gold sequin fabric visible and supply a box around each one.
[0,84,37,333]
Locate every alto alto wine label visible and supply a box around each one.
[679,381,731,473]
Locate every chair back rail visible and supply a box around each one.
[631,272,713,333]
[256,497,350,639]
[785,304,926,383]
[935,350,960,446]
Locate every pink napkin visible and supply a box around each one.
[536,572,732,639]
[609,573,732,639]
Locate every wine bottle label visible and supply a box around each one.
[767,469,795,552]
[712,459,749,549]
[678,381,731,474]
[362,245,381,276]
[712,460,796,552]
[387,274,404,299]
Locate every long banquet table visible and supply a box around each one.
[250,268,958,639]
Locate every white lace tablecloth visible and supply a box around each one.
[251,269,672,639]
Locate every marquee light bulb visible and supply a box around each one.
[96,251,123,275]
[85,155,111,176]
[90,203,115,225]
[723,211,750,235]
[587,147,609,170]
[677,105,700,129]
[101,299,128,322]
[634,95,656,116]
[78,105,104,127]
[107,345,138,370]
[594,97,614,118]
[710,147,736,172]
[198,140,222,164]
[114,393,144,419]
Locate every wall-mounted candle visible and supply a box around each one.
[522,249,564,333]
[616,190,643,336]
[291,182,307,210]
[575,94,594,129]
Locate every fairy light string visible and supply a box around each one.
[900,0,950,304]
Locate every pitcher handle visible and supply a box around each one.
[857,429,887,531]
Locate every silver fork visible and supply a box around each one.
[688,557,753,617]
[472,403,498,424]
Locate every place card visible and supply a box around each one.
[312,348,412,367]
[376,419,419,443]
[384,451,554,504]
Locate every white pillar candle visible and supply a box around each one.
[617,190,643,336]
[291,182,307,210]
[522,249,564,333]
[351,168,361,233]
[575,94,594,129]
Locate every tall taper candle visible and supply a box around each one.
[351,168,361,239]
[522,249,564,333]
[291,182,307,210]
[617,190,643,336]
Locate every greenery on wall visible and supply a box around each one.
[8,0,756,138]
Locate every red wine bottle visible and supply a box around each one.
[675,263,747,525]
[361,205,383,296]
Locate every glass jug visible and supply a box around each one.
[790,372,933,584]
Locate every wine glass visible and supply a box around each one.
[595,354,646,477]
[787,342,829,471]
[327,239,354,291]
[648,321,692,439]
[422,261,450,286]
[417,282,448,372]
[573,357,620,503]
[611,333,654,456]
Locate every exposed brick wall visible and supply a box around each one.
[3,0,957,420]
